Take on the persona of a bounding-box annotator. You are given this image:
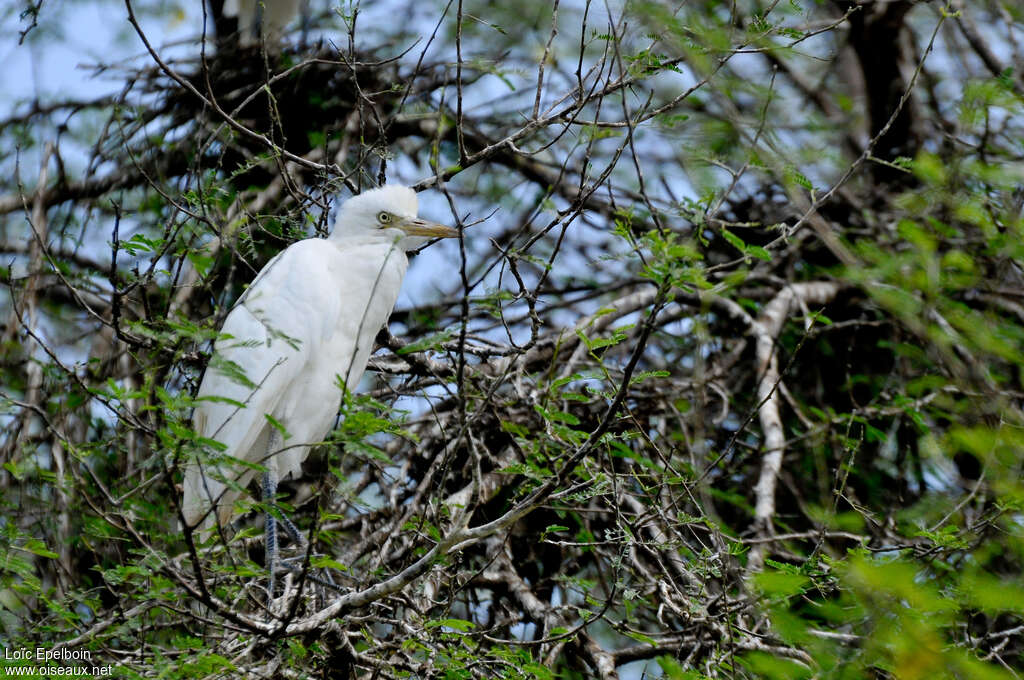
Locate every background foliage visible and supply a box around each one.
[1,0,1023,677]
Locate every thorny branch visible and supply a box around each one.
[2,0,1023,677]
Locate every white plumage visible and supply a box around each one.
[183,186,457,539]
[223,0,301,45]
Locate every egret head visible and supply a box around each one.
[331,185,458,250]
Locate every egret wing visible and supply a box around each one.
[183,242,339,533]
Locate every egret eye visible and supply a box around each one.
[377,211,391,225]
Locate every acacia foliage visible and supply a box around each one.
[1,0,1023,677]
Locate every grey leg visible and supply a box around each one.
[262,429,339,597]
[253,0,264,38]
[299,0,311,48]
[263,428,282,599]
[280,512,306,546]
[263,466,278,598]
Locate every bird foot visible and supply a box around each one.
[265,570,301,616]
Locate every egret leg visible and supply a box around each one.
[252,0,264,38]
[279,510,306,546]
[274,506,338,589]
[300,0,310,48]
[263,466,279,598]
[263,427,283,599]
[262,430,337,597]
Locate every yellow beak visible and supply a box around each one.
[397,217,460,239]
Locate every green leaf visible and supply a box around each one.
[206,354,258,390]
[264,414,289,439]
[534,404,580,426]
[624,630,658,646]
[396,328,456,354]
[22,539,59,560]
[425,618,475,632]
[959,571,1024,614]
[754,569,809,599]
[541,524,570,541]
[747,244,771,261]
[720,228,746,253]
[629,369,669,385]
[658,656,711,679]
[739,651,813,679]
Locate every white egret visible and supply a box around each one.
[223,0,302,45]
[183,185,457,593]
